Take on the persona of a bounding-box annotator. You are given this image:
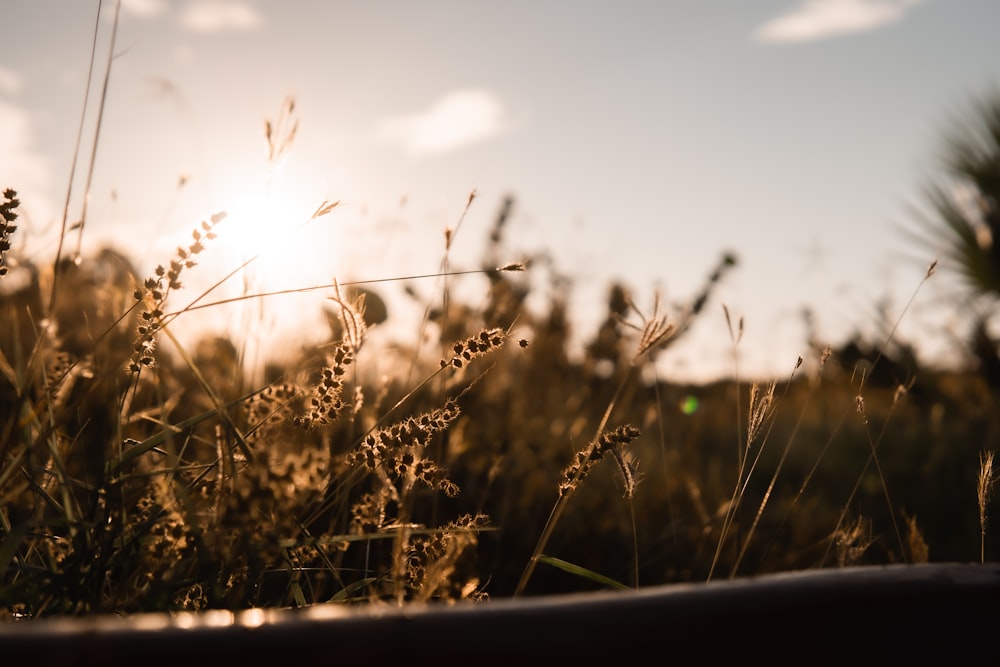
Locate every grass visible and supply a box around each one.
[1,174,997,617]
[1,13,998,617]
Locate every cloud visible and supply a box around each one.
[0,67,21,96]
[376,89,509,156]
[0,100,52,221]
[754,0,923,44]
[180,0,262,33]
[120,0,169,19]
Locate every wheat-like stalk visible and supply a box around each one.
[979,450,996,563]
[126,215,223,374]
[0,189,19,278]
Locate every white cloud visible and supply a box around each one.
[754,0,923,44]
[120,0,170,19]
[376,89,508,157]
[0,101,53,223]
[180,0,262,33]
[0,67,21,96]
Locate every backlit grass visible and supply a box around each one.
[1,12,998,615]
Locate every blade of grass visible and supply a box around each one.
[106,386,268,475]
[159,323,252,459]
[536,555,631,591]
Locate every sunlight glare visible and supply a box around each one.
[213,183,317,285]
[176,171,347,377]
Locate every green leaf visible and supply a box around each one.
[536,554,631,591]
[330,577,379,602]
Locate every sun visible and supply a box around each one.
[172,171,350,372]
[214,185,309,278]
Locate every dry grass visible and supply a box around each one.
[1,18,999,615]
[1,175,999,616]
[979,450,996,563]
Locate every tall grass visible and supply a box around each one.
[1,9,999,618]
[2,165,999,615]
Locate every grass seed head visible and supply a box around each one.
[443,328,506,369]
[0,188,19,277]
[559,424,641,497]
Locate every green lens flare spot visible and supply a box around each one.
[680,395,699,415]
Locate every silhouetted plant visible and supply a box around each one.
[907,88,1000,383]
[913,90,1000,299]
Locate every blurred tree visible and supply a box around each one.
[907,87,1000,384]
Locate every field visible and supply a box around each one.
[1,178,997,617]
[3,14,1000,613]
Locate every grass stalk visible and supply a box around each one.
[979,450,995,563]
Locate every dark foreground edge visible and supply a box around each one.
[2,563,999,666]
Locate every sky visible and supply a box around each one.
[2,0,999,383]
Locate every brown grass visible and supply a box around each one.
[1,24,998,614]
